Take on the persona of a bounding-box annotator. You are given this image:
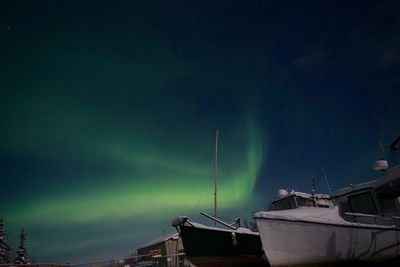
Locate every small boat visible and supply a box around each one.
[255,138,400,267]
[171,130,268,266]
[171,212,267,267]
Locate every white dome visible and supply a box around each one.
[373,160,388,171]
[277,189,289,198]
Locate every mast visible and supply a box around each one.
[214,130,219,225]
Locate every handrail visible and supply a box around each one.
[344,212,400,226]
[344,212,400,221]
[200,212,237,230]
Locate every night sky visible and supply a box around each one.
[1,0,400,263]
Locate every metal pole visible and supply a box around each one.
[200,212,236,230]
[214,130,219,225]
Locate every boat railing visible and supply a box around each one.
[200,212,238,230]
[344,212,400,226]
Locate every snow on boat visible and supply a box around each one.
[171,213,267,267]
[255,158,400,267]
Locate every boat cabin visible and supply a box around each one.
[332,163,400,226]
[272,189,334,211]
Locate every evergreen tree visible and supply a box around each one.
[14,229,29,264]
[0,216,12,264]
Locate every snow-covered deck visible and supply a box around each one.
[255,206,398,229]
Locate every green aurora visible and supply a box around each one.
[2,0,400,263]
[8,122,264,226]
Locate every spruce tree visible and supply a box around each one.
[14,228,29,264]
[0,216,12,264]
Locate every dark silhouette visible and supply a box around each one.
[0,216,12,264]
[14,228,29,264]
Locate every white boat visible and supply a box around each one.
[255,159,400,266]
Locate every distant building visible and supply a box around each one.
[136,233,195,267]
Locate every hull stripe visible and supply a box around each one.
[255,216,400,231]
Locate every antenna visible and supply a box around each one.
[379,138,386,160]
[214,130,219,225]
[390,135,400,163]
[311,177,316,195]
[321,166,332,195]
[311,177,316,206]
[373,112,386,160]
[372,112,389,172]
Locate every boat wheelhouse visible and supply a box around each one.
[271,189,334,211]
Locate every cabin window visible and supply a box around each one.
[378,197,396,212]
[348,192,377,215]
[273,196,297,210]
[296,197,313,207]
[288,196,297,208]
[273,199,290,210]
[339,200,351,215]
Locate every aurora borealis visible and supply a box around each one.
[1,0,400,263]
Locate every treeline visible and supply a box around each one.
[0,215,29,264]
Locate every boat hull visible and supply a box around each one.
[255,215,400,267]
[178,224,267,267]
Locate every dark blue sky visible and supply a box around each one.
[1,0,400,263]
